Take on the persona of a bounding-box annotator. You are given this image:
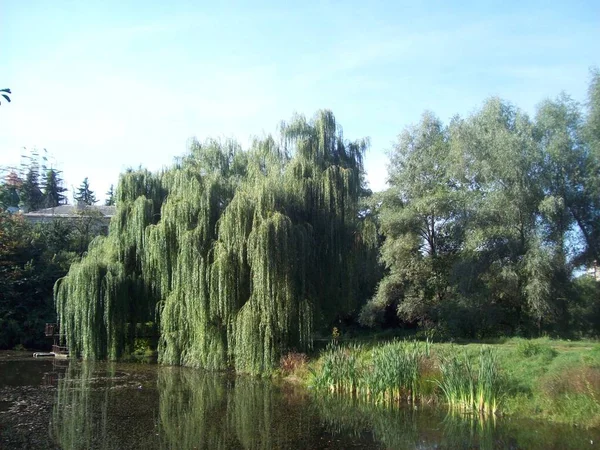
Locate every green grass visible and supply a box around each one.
[289,337,600,428]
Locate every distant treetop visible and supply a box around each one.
[74,177,97,205]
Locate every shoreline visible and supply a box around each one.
[3,335,600,429]
[278,336,600,429]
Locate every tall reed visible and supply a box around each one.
[364,340,424,404]
[437,346,501,415]
[312,340,432,405]
[312,343,361,394]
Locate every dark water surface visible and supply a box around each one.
[0,353,599,449]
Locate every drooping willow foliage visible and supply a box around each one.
[55,110,377,373]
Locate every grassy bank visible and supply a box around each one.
[279,337,600,428]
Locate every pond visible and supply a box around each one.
[0,353,598,449]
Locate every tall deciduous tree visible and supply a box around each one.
[578,69,600,264]
[363,74,600,337]
[455,99,548,331]
[55,110,377,373]
[361,112,463,328]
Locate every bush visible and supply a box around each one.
[515,340,557,358]
[280,352,308,376]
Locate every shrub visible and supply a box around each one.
[515,340,557,358]
[540,366,600,427]
[280,352,308,376]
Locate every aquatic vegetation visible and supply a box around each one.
[311,344,362,394]
[310,341,504,416]
[311,340,435,405]
[437,346,501,415]
[307,338,600,427]
[363,340,425,404]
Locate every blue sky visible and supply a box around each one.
[1,0,598,201]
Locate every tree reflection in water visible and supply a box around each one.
[51,361,600,450]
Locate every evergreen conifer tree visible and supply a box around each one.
[74,177,97,205]
[19,165,43,211]
[105,184,115,206]
[43,168,67,208]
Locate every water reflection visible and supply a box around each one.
[314,393,599,450]
[51,362,160,450]
[48,361,600,450]
[156,368,329,449]
[51,363,369,449]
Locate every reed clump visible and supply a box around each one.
[361,340,428,405]
[436,346,501,415]
[312,344,362,394]
[312,340,437,405]
[311,340,503,415]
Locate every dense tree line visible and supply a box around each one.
[53,75,600,371]
[0,149,105,212]
[361,70,600,338]
[0,149,68,212]
[0,154,109,349]
[3,75,599,362]
[0,213,103,349]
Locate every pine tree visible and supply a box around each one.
[19,165,44,212]
[43,168,67,208]
[105,184,115,206]
[74,177,97,205]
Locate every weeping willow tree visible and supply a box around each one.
[55,110,377,373]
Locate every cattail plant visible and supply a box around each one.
[437,346,502,415]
